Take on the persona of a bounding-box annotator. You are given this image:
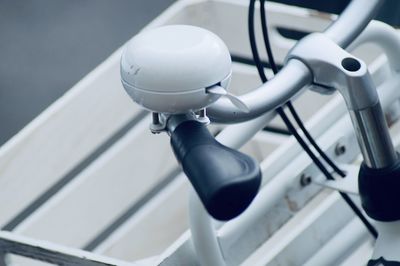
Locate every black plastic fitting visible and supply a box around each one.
[170,120,261,221]
[359,158,400,221]
[368,257,400,266]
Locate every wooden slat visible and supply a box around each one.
[241,191,352,266]
[0,48,140,228]
[0,231,135,266]
[162,1,332,64]
[95,176,190,261]
[13,116,178,249]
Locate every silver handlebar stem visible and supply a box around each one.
[287,32,397,168]
[207,0,383,123]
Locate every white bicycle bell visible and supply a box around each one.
[120,25,248,114]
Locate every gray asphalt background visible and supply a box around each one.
[0,0,175,144]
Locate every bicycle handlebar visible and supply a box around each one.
[120,0,384,221]
[207,0,383,123]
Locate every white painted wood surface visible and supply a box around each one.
[0,47,139,228]
[13,116,177,247]
[0,231,137,266]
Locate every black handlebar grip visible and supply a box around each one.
[170,120,261,221]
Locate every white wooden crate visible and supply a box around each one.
[0,1,397,265]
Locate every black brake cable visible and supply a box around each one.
[249,0,377,238]
[259,0,346,177]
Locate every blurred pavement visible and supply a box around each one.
[0,0,175,144]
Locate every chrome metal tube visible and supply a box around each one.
[207,0,383,123]
[335,56,397,169]
[349,103,397,168]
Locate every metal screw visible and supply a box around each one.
[196,109,210,124]
[300,174,312,187]
[150,112,163,134]
[335,143,346,156]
